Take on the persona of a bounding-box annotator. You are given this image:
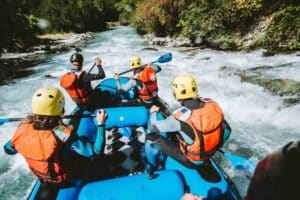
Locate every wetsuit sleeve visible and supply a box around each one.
[150,112,181,133]
[83,65,106,81]
[93,125,105,155]
[69,126,104,157]
[3,140,17,155]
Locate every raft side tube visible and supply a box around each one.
[78,170,185,200]
[166,157,241,199]
[96,77,135,99]
[76,106,149,141]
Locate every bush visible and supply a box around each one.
[179,0,224,41]
[253,6,300,50]
[0,0,39,51]
[135,0,190,36]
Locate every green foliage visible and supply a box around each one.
[134,0,190,36]
[254,6,300,50]
[0,0,39,51]
[179,0,224,41]
[1,0,121,52]
[41,0,106,33]
[114,0,139,25]
[221,0,263,32]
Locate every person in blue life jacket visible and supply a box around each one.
[114,56,170,112]
[60,50,114,110]
[245,140,300,200]
[145,74,231,178]
[3,87,109,198]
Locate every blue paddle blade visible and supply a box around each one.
[224,152,256,178]
[156,53,172,63]
[0,118,10,125]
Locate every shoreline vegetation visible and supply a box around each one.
[0,0,299,60]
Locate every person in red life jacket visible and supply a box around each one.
[3,87,108,191]
[60,51,113,110]
[245,140,300,200]
[145,74,231,171]
[114,56,164,109]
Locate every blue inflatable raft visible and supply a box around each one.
[27,77,242,200]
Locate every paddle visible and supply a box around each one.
[118,53,172,76]
[0,114,96,126]
[87,63,96,73]
[217,149,256,179]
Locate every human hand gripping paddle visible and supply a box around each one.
[87,57,102,74]
[117,53,172,76]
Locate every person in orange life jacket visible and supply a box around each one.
[114,56,162,108]
[3,87,108,186]
[245,140,300,200]
[60,52,112,109]
[146,74,231,169]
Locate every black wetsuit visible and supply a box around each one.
[76,65,114,109]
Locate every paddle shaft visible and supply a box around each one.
[0,114,96,125]
[87,63,96,74]
[117,53,172,76]
[118,64,147,76]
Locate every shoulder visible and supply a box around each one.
[60,72,76,87]
[173,107,192,121]
[53,125,72,142]
[200,97,215,103]
[11,122,32,141]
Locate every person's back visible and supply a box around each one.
[114,56,161,108]
[173,97,224,161]
[4,87,109,199]
[60,51,108,109]
[146,74,229,169]
[4,87,72,184]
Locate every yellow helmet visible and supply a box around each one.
[172,74,198,100]
[32,87,65,116]
[129,56,142,69]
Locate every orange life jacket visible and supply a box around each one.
[136,66,158,101]
[60,72,91,105]
[174,98,224,161]
[11,123,72,183]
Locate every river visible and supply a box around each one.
[0,26,299,199]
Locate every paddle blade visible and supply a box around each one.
[0,118,10,125]
[224,152,256,178]
[155,53,172,63]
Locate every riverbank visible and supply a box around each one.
[0,32,94,60]
[0,32,94,85]
[144,33,300,57]
[118,1,299,56]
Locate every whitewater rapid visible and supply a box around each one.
[0,26,299,199]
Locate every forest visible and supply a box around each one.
[0,0,299,53]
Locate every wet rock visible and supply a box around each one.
[283,98,300,107]
[218,66,239,78]
[141,47,159,51]
[146,35,192,47]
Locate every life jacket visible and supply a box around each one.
[60,72,92,105]
[174,98,224,161]
[11,123,72,183]
[135,66,158,101]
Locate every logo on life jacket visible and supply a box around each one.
[11,123,71,183]
[136,66,158,101]
[60,72,91,105]
[174,98,224,161]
